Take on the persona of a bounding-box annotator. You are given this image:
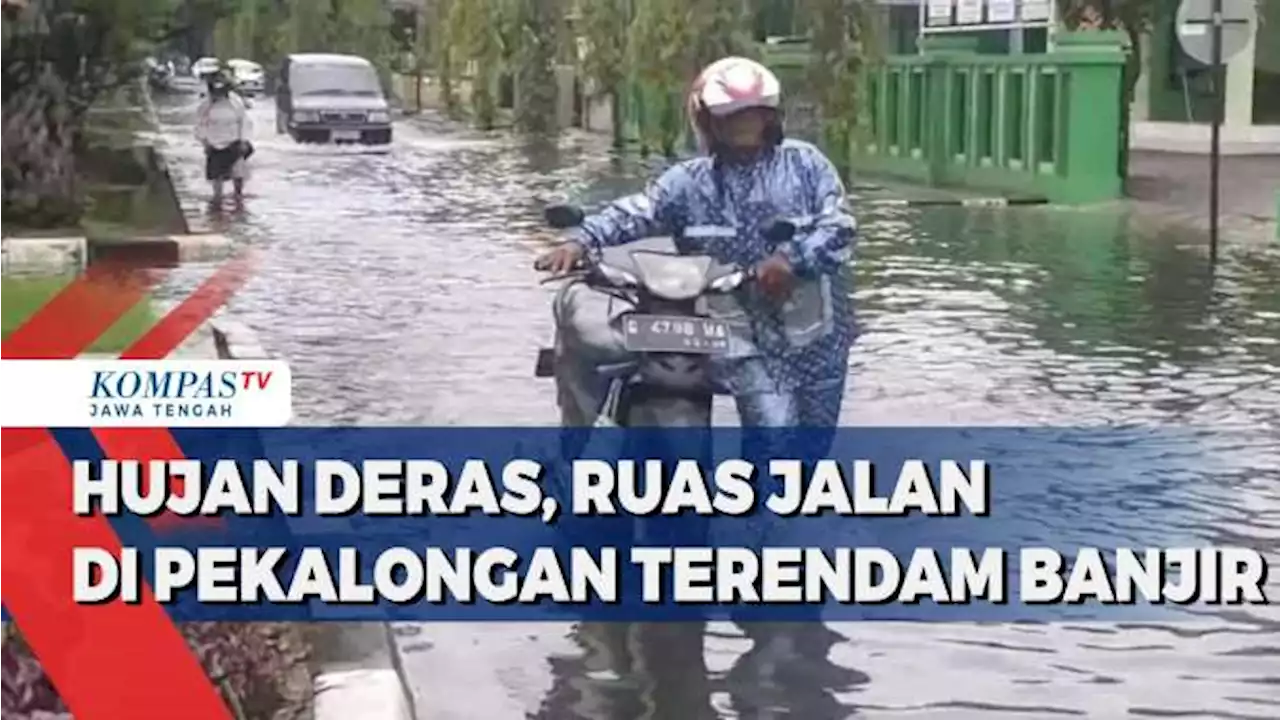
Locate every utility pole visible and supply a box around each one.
[1208,0,1223,265]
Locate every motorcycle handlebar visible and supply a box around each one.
[542,204,797,244]
[539,258,752,294]
[538,204,783,291]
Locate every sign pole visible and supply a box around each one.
[1174,0,1256,266]
[1209,0,1223,266]
[917,0,925,54]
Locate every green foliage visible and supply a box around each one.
[212,0,288,69]
[689,0,756,67]
[577,0,629,144]
[430,0,459,115]
[445,0,504,129]
[578,0,628,94]
[601,0,756,155]
[801,0,880,174]
[279,0,336,54]
[627,0,697,154]
[2,0,236,228]
[207,0,396,87]
[495,0,524,64]
[755,0,801,39]
[328,0,396,71]
[4,0,198,117]
[513,0,561,134]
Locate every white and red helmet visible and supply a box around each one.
[687,57,782,151]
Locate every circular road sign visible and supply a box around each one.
[1175,0,1258,66]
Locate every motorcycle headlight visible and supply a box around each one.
[707,269,747,293]
[368,110,390,123]
[630,251,712,301]
[294,110,319,123]
[596,262,639,288]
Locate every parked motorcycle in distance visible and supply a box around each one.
[534,203,797,429]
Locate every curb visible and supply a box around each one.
[140,79,213,235]
[857,196,1049,208]
[0,234,237,276]
[209,315,270,360]
[210,317,417,720]
[90,233,237,265]
[1,236,87,276]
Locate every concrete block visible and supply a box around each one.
[210,315,269,360]
[176,233,236,263]
[310,622,415,720]
[314,668,413,720]
[87,233,236,267]
[1,236,87,276]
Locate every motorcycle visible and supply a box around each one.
[534,203,797,429]
[146,58,175,93]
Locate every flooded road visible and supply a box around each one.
[153,96,1279,718]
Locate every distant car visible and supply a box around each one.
[228,58,265,96]
[275,53,392,145]
[191,56,221,79]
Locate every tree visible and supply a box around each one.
[800,0,880,176]
[578,0,629,146]
[445,0,503,129]
[689,0,755,68]
[212,0,288,68]
[429,0,459,115]
[2,0,235,228]
[513,0,561,134]
[627,0,697,155]
[278,0,334,52]
[328,0,396,75]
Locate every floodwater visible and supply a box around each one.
[152,95,1279,719]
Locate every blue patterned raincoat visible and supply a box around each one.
[574,138,858,427]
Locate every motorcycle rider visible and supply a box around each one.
[535,56,857,430]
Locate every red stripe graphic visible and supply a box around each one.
[96,250,255,531]
[2,428,231,719]
[1,254,254,720]
[120,252,254,360]
[3,263,165,359]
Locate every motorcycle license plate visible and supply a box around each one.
[622,314,730,354]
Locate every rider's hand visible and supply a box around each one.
[756,253,796,300]
[535,241,585,275]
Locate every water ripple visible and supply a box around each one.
[152,99,1280,719]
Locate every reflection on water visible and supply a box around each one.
[532,622,864,720]
[152,98,1279,718]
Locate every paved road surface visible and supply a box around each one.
[151,95,1280,719]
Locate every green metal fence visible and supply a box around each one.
[764,32,1130,204]
[602,32,1131,204]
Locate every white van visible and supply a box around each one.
[275,53,392,145]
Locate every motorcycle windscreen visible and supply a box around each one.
[629,251,712,301]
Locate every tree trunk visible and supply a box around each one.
[610,89,624,148]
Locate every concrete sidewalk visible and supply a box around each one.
[1125,151,1279,241]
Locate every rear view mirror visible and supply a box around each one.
[763,219,796,244]
[544,204,585,229]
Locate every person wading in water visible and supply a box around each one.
[195,68,253,205]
